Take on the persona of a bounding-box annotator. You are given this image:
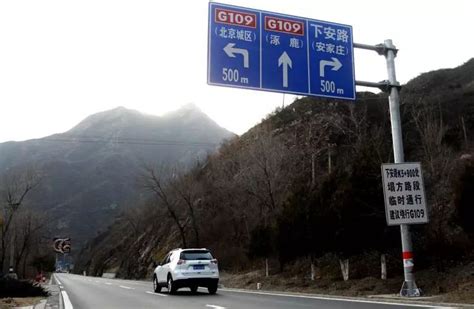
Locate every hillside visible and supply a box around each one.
[0,105,234,248]
[76,59,473,299]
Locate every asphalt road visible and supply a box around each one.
[53,273,455,309]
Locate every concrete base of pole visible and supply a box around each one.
[400,280,421,297]
[399,224,420,297]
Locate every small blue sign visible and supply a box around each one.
[208,4,261,90]
[307,20,355,99]
[261,13,309,94]
[208,2,355,100]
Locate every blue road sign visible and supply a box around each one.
[208,2,355,100]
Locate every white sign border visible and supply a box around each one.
[207,2,356,100]
[381,162,429,226]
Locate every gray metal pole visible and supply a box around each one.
[384,39,420,297]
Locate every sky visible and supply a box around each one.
[0,0,473,143]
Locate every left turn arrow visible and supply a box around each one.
[223,43,249,68]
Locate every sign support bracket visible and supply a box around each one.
[354,42,398,56]
[355,80,401,93]
[354,40,421,297]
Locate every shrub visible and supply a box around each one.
[0,277,48,298]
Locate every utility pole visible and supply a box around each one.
[384,39,420,297]
[354,40,420,297]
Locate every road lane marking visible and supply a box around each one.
[206,305,226,309]
[220,288,454,308]
[105,282,113,285]
[61,291,74,309]
[119,285,135,290]
[109,279,150,286]
[55,276,62,285]
[146,291,168,297]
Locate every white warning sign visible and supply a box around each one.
[381,162,429,225]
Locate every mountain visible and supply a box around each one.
[75,59,474,281]
[0,105,235,247]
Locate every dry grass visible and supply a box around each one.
[0,297,44,308]
[220,260,474,305]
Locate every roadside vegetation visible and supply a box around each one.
[0,168,55,275]
[76,59,474,301]
[0,277,48,298]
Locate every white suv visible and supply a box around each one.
[152,248,219,294]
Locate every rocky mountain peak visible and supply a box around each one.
[0,105,235,246]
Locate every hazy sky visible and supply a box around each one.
[0,0,473,143]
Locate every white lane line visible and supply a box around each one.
[105,282,113,285]
[220,288,453,308]
[119,285,135,290]
[206,305,226,309]
[95,280,100,283]
[109,279,150,287]
[61,290,74,309]
[55,276,62,285]
[145,291,168,297]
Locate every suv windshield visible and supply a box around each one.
[180,250,213,260]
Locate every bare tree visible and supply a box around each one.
[410,97,451,177]
[204,140,255,245]
[409,96,458,271]
[169,170,201,247]
[122,206,145,238]
[142,165,187,248]
[0,167,41,272]
[12,209,46,278]
[236,129,288,223]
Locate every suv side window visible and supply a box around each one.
[169,252,177,262]
[161,253,170,265]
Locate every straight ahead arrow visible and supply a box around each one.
[223,43,249,68]
[319,57,342,78]
[278,51,292,88]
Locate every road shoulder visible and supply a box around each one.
[220,287,474,308]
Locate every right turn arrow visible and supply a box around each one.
[278,51,292,88]
[319,57,342,77]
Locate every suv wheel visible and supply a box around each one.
[167,275,176,294]
[208,283,217,295]
[153,276,161,293]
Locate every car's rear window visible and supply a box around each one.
[180,250,213,260]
